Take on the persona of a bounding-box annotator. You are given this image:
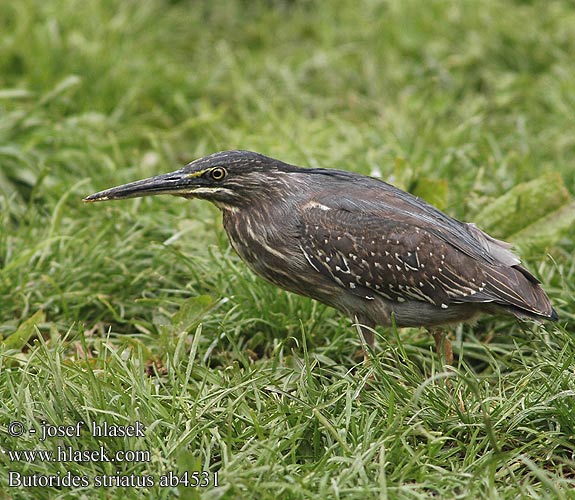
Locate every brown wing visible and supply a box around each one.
[298,205,556,320]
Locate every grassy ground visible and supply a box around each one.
[1,0,575,498]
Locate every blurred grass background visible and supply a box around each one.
[1,0,574,498]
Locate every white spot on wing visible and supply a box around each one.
[304,200,331,211]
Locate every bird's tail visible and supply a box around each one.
[480,264,558,321]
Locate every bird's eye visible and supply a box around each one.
[210,167,227,181]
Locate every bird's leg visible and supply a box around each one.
[431,329,453,366]
[360,326,375,351]
[354,316,375,362]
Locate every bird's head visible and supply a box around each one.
[84,150,301,209]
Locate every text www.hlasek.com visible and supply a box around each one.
[6,446,150,463]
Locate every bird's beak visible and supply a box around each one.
[83,168,198,202]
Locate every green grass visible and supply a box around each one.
[1,0,575,498]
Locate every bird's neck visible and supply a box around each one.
[220,203,307,285]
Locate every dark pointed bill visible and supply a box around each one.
[83,169,193,202]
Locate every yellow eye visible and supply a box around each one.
[210,167,227,181]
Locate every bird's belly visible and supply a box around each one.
[342,292,481,328]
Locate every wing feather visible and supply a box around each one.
[298,203,555,319]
